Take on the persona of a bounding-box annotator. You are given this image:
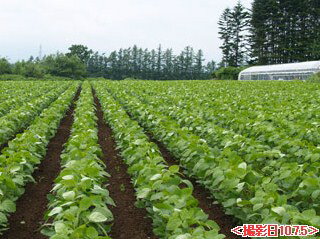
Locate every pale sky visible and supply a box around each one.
[0,0,252,63]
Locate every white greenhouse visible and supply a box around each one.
[238,61,320,81]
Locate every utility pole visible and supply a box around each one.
[38,44,42,60]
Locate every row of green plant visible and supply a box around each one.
[167,80,320,147]
[125,80,320,161]
[93,81,225,239]
[0,83,78,234]
[0,81,38,101]
[136,80,320,195]
[125,80,320,210]
[0,83,69,146]
[0,82,57,118]
[104,82,319,238]
[42,82,114,239]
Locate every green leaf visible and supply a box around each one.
[253,203,264,211]
[79,197,92,211]
[10,166,21,173]
[54,221,69,234]
[150,174,162,181]
[137,188,151,199]
[48,207,63,216]
[238,162,247,170]
[0,199,16,213]
[169,165,180,173]
[88,212,108,223]
[167,216,182,230]
[271,207,286,216]
[62,175,74,180]
[311,190,320,200]
[223,198,236,207]
[176,234,191,239]
[86,226,99,238]
[62,191,75,201]
[41,227,55,237]
[0,212,8,223]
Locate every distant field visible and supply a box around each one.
[0,79,319,239]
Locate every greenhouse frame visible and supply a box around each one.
[238,61,320,81]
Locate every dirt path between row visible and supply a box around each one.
[93,90,157,239]
[1,87,81,239]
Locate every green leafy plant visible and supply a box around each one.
[0,83,69,145]
[0,81,58,118]
[93,81,225,239]
[103,79,320,238]
[307,72,320,83]
[42,82,114,239]
[0,82,78,234]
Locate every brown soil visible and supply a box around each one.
[146,133,243,239]
[93,90,157,239]
[0,87,81,239]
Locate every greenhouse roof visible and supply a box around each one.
[241,61,320,74]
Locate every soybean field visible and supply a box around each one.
[0,79,319,239]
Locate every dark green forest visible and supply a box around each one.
[219,0,320,67]
[86,45,216,80]
[0,45,216,80]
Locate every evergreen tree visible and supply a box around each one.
[156,45,163,80]
[218,2,250,67]
[229,2,250,66]
[84,45,214,80]
[218,8,233,67]
[250,0,320,64]
[194,50,205,79]
[205,60,216,75]
[108,51,118,79]
[163,48,174,80]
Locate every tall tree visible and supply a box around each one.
[218,2,250,67]
[43,54,86,79]
[229,1,250,66]
[0,58,12,74]
[250,0,320,64]
[67,45,93,65]
[205,60,216,75]
[163,48,174,80]
[194,50,205,79]
[218,8,233,67]
[156,45,163,80]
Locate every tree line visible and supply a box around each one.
[86,45,216,80]
[0,45,216,80]
[0,54,86,79]
[218,0,320,67]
